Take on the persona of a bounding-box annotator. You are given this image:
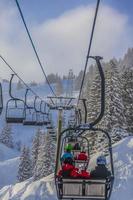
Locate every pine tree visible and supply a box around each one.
[84,59,127,152]
[15,140,22,151]
[33,133,55,180]
[31,129,42,172]
[17,146,32,182]
[0,123,14,148]
[17,80,23,90]
[102,60,127,134]
[55,79,63,96]
[121,68,133,133]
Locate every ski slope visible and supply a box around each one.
[0,144,19,188]
[0,136,133,200]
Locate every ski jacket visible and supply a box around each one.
[75,152,88,161]
[61,163,75,178]
[79,170,91,179]
[70,168,80,178]
[90,165,111,179]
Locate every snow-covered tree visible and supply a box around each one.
[55,79,63,96]
[84,59,127,152]
[17,146,32,182]
[15,140,22,151]
[121,69,133,134]
[17,80,23,90]
[33,132,55,180]
[31,128,42,172]
[102,60,127,134]
[0,123,14,148]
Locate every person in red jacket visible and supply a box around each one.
[75,151,88,161]
[58,163,75,178]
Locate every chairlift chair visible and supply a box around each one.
[55,56,114,200]
[40,101,51,126]
[55,127,114,200]
[6,74,25,123]
[23,108,37,125]
[22,89,37,126]
[34,97,44,126]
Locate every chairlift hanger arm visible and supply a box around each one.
[0,83,3,115]
[9,74,18,100]
[88,56,105,127]
[34,96,39,112]
[9,74,25,103]
[24,88,32,108]
[79,98,87,123]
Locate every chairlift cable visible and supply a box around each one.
[77,0,101,106]
[0,55,46,103]
[14,0,56,97]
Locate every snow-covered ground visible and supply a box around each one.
[0,144,19,188]
[0,136,133,200]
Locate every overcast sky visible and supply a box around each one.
[0,0,133,82]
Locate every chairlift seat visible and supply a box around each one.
[56,178,111,200]
[23,120,37,126]
[36,121,43,126]
[6,117,24,123]
[6,99,25,124]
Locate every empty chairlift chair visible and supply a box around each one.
[40,101,50,126]
[6,74,25,123]
[23,89,37,126]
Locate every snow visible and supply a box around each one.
[0,136,133,200]
[127,138,133,148]
[0,143,19,188]
[0,157,19,188]
[0,143,19,161]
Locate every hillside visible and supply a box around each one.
[0,144,19,188]
[0,136,133,200]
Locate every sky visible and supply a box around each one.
[0,0,133,83]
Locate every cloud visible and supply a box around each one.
[0,1,132,82]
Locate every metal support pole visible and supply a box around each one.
[55,108,63,175]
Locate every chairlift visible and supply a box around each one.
[0,83,3,115]
[6,74,25,123]
[34,96,44,126]
[41,102,51,126]
[55,56,114,200]
[23,89,37,126]
[55,128,114,200]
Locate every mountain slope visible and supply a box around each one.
[0,144,19,188]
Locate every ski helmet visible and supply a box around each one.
[97,155,106,165]
[65,143,73,151]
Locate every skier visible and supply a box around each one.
[90,155,111,179]
[73,142,81,150]
[61,144,74,164]
[75,151,88,161]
